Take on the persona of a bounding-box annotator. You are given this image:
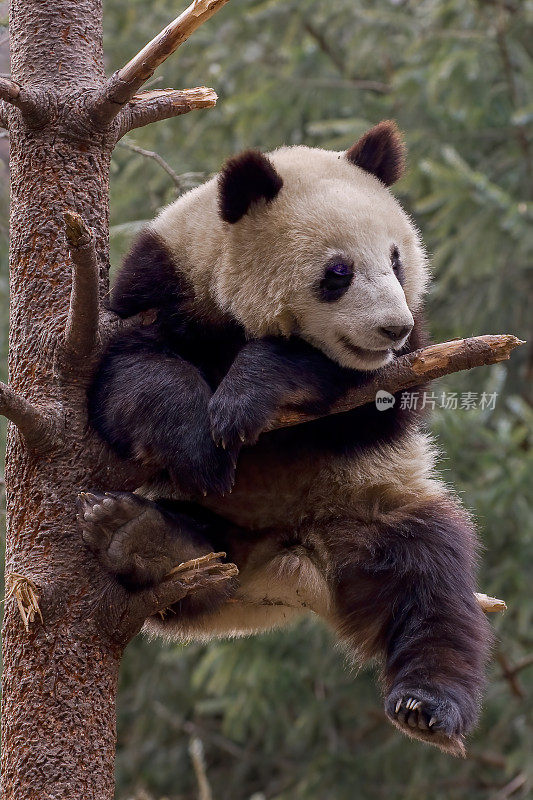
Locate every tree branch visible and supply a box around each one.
[91,0,229,126]
[119,553,238,643]
[496,650,533,698]
[0,76,47,125]
[117,138,183,189]
[60,211,100,365]
[0,76,21,104]
[475,593,507,613]
[114,86,217,139]
[269,335,521,617]
[270,335,525,430]
[0,382,60,452]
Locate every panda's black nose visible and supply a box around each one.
[379,324,413,342]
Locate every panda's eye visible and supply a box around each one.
[329,263,351,276]
[391,245,404,285]
[316,261,354,302]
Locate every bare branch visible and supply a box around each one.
[269,335,525,431]
[475,593,507,613]
[91,0,229,126]
[512,653,533,675]
[60,211,100,365]
[189,738,213,800]
[120,553,238,641]
[489,773,527,800]
[496,650,533,698]
[0,382,60,452]
[303,21,390,93]
[118,138,183,189]
[114,86,217,140]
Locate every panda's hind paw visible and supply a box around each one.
[78,490,166,586]
[385,688,467,756]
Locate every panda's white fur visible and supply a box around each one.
[152,145,428,371]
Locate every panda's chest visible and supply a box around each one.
[165,319,246,388]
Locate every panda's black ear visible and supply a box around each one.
[345,120,405,186]
[218,150,283,224]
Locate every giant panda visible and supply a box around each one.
[81,121,491,755]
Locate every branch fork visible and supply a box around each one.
[90,0,228,132]
[0,382,62,452]
[0,76,49,127]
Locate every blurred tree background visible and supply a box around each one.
[1,0,532,797]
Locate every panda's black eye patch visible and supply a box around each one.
[316,260,354,303]
[391,245,405,285]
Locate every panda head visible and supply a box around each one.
[214,120,428,371]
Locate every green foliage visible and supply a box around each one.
[1,0,532,798]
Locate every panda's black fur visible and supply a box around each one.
[83,122,492,756]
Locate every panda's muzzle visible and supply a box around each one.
[338,335,392,362]
[379,324,413,343]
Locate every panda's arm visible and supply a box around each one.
[208,336,352,449]
[88,327,237,495]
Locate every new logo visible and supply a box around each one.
[375,390,395,410]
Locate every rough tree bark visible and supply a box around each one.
[0,1,520,797]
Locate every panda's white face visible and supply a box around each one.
[295,246,414,371]
[213,143,427,371]
[284,186,417,370]
[154,123,429,372]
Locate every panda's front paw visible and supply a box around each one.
[208,384,275,452]
[171,440,237,497]
[158,423,237,497]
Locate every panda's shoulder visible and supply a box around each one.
[108,229,190,319]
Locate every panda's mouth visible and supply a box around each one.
[338,335,392,364]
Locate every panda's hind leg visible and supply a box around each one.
[78,491,238,615]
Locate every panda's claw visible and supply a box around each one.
[385,688,466,755]
[82,491,101,505]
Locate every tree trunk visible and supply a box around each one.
[4,3,118,796]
